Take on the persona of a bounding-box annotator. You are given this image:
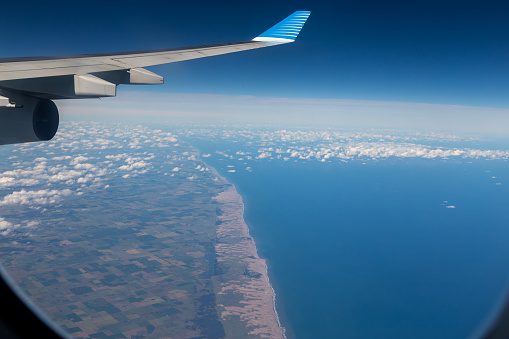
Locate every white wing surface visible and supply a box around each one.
[0,42,268,82]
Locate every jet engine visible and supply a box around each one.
[0,93,59,146]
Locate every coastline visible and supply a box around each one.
[210,168,285,338]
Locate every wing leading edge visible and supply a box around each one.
[0,11,311,99]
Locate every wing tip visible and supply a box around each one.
[253,11,311,44]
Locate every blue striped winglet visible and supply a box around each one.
[253,11,311,44]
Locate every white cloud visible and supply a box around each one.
[48,170,83,182]
[105,154,128,161]
[257,152,271,159]
[74,163,95,170]
[52,156,71,161]
[70,156,89,165]
[77,174,95,184]
[118,161,149,171]
[0,189,73,206]
[0,176,40,188]
[0,218,39,236]
[0,218,19,235]
[0,177,16,187]
[18,179,40,186]
[200,129,509,162]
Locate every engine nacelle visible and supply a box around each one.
[0,93,59,146]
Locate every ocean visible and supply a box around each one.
[188,136,509,339]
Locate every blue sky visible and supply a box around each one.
[2,1,509,114]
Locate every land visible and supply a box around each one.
[0,163,225,338]
[0,124,283,338]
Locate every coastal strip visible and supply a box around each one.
[212,178,285,339]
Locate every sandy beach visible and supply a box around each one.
[212,182,284,339]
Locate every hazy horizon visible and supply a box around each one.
[57,91,509,137]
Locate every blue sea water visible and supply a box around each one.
[190,139,509,339]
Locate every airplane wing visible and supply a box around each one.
[0,11,310,145]
[0,11,311,98]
